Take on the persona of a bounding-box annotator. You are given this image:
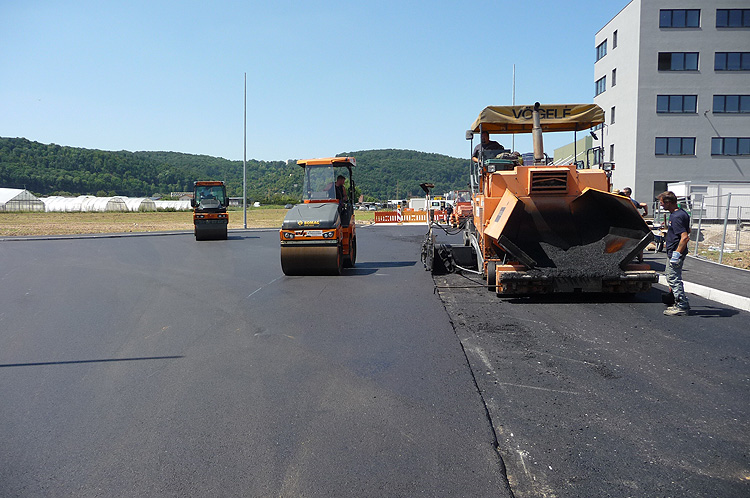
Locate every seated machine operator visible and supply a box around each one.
[472,131,504,163]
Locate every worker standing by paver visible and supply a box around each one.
[659,191,691,316]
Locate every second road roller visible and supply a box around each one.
[280,157,357,275]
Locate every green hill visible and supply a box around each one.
[0,137,471,202]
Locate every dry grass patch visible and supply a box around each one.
[0,208,376,237]
[0,209,286,237]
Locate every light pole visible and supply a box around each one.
[243,72,247,229]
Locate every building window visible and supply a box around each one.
[658,52,699,71]
[595,76,606,96]
[609,144,615,162]
[596,40,607,61]
[712,137,750,156]
[655,137,696,156]
[610,106,616,124]
[659,9,700,28]
[656,95,698,113]
[611,68,617,86]
[715,52,750,71]
[612,30,618,48]
[716,9,750,28]
[713,95,750,113]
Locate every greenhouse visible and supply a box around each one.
[0,188,45,212]
[154,200,192,211]
[124,197,157,212]
[39,196,190,212]
[41,196,83,212]
[42,195,129,212]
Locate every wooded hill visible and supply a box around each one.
[0,137,471,203]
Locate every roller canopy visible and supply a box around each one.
[297,157,356,168]
[470,104,605,134]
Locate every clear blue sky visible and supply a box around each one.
[2,0,627,162]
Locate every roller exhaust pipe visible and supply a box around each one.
[532,102,545,165]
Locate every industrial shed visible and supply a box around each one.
[0,188,45,212]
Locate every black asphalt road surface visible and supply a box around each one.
[435,261,750,498]
[0,226,512,497]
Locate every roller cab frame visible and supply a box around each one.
[279,157,357,275]
[191,181,228,240]
[460,103,657,295]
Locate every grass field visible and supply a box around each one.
[0,208,376,237]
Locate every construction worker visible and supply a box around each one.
[335,175,347,204]
[445,202,454,226]
[622,187,648,216]
[658,191,690,316]
[472,131,503,163]
[620,187,648,262]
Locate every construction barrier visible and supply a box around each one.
[373,210,448,224]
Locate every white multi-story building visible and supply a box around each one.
[594,0,750,204]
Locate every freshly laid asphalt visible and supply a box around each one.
[431,230,749,497]
[2,225,748,498]
[643,249,750,312]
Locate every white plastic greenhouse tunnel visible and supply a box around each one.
[153,200,192,211]
[41,196,84,212]
[123,198,157,212]
[40,196,191,212]
[42,196,126,212]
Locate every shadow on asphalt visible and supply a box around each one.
[346,261,418,276]
[688,306,740,318]
[502,287,664,304]
[227,235,260,240]
[354,261,418,268]
[0,355,184,368]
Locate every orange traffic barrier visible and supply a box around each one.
[374,210,430,224]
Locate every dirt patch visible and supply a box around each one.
[693,224,750,270]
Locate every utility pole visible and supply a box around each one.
[243,72,247,229]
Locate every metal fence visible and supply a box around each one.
[686,194,750,263]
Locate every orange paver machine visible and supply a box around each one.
[424,103,657,295]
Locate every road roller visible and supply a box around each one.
[191,181,228,240]
[280,157,357,275]
[424,102,658,295]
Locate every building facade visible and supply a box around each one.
[594,0,750,203]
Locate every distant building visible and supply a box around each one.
[593,0,750,202]
[0,188,44,212]
[553,136,599,167]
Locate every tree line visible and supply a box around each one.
[0,137,471,202]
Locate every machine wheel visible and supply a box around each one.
[343,236,357,268]
[487,260,497,291]
[332,244,343,276]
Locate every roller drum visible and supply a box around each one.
[280,244,342,276]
